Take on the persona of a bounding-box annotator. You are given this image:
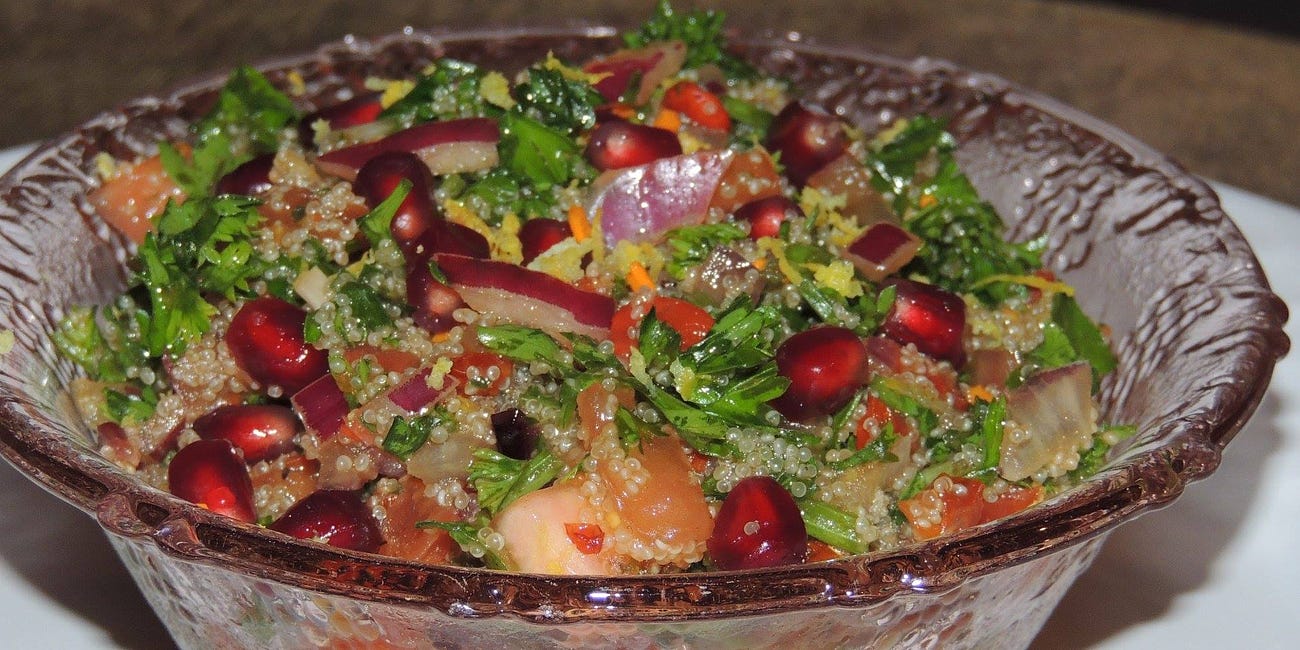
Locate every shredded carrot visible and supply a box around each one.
[750,257,768,270]
[626,261,655,292]
[968,385,995,403]
[652,108,682,132]
[918,193,938,209]
[608,103,636,120]
[567,204,591,243]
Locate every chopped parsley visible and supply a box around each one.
[624,0,757,79]
[380,58,487,125]
[512,66,604,135]
[469,447,563,516]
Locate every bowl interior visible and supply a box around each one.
[0,26,1287,620]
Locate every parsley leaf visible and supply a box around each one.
[1051,293,1118,383]
[498,111,586,190]
[662,223,747,280]
[512,66,603,135]
[828,426,899,471]
[624,0,757,79]
[469,447,562,516]
[53,301,152,384]
[382,413,440,459]
[104,387,158,425]
[381,59,487,125]
[416,517,509,570]
[356,179,411,245]
[163,65,298,196]
[798,498,868,554]
[868,116,1043,303]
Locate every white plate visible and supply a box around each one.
[1,144,1296,649]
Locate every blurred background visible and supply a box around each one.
[1,1,1297,205]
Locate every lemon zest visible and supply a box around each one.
[480,72,516,110]
[970,273,1075,296]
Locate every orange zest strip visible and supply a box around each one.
[968,384,995,403]
[567,204,592,243]
[626,262,655,293]
[652,108,682,132]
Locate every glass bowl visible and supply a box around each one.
[0,26,1287,649]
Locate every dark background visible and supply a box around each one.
[2,1,1297,205]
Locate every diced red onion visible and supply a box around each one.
[435,254,616,339]
[291,374,349,439]
[845,222,922,282]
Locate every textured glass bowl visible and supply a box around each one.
[0,27,1288,649]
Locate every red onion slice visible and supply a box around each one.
[291,374,350,439]
[588,150,733,247]
[435,254,616,339]
[317,118,500,181]
[845,222,922,282]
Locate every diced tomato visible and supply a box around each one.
[609,297,715,360]
[88,152,185,243]
[708,147,782,214]
[564,522,606,554]
[979,485,1043,524]
[806,540,843,563]
[855,394,912,448]
[898,475,986,541]
[687,448,710,475]
[449,351,514,396]
[342,345,422,373]
[662,81,731,131]
[376,476,459,565]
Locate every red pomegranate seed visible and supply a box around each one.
[353,151,439,247]
[491,408,540,460]
[584,121,683,171]
[880,278,968,368]
[733,195,803,240]
[214,153,274,196]
[518,218,573,264]
[192,404,301,464]
[707,476,808,570]
[770,326,870,422]
[167,439,256,523]
[406,264,465,334]
[765,101,848,186]
[269,490,384,553]
[226,296,329,396]
[299,93,383,145]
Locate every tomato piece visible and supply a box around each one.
[449,351,514,396]
[88,152,185,243]
[855,395,912,448]
[563,522,606,554]
[806,539,843,563]
[979,485,1043,524]
[708,147,782,214]
[610,297,715,359]
[898,475,986,541]
[342,345,422,373]
[662,81,731,131]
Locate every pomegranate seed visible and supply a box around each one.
[226,296,329,396]
[269,490,384,553]
[299,93,384,145]
[880,278,967,368]
[770,326,870,422]
[584,121,682,171]
[168,439,256,523]
[406,264,465,334]
[192,404,301,464]
[765,101,847,186]
[353,151,439,247]
[733,195,803,240]
[492,408,540,460]
[707,476,808,570]
[214,154,274,196]
[518,218,573,265]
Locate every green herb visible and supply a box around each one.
[381,59,486,125]
[356,179,411,245]
[662,223,747,280]
[1051,293,1118,385]
[513,66,603,135]
[163,65,298,195]
[53,301,151,384]
[614,406,659,449]
[798,498,867,554]
[637,308,683,368]
[416,518,509,570]
[870,375,939,436]
[476,325,568,367]
[335,279,398,335]
[722,96,774,145]
[498,111,586,191]
[104,387,158,425]
[972,396,1006,473]
[461,168,557,220]
[868,116,1042,303]
[681,298,781,375]
[624,0,757,79]
[900,459,955,500]
[469,447,562,516]
[828,426,898,471]
[382,413,445,459]
[1064,424,1136,484]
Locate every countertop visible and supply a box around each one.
[1,1,1298,204]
